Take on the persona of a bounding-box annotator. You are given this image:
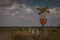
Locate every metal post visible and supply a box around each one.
[41,25,44,40]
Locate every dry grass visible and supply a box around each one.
[0,28,60,40]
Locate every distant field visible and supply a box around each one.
[0,27,60,40]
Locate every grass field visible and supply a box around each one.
[0,27,60,40]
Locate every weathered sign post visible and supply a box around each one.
[37,6,50,40]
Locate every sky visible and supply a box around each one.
[0,0,60,26]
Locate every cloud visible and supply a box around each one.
[0,0,12,2]
[14,0,29,4]
[49,7,60,14]
[49,8,57,14]
[0,0,13,7]
[49,7,60,18]
[24,7,33,14]
[5,3,33,14]
[21,4,34,14]
[5,3,20,10]
[0,3,34,20]
[34,5,40,9]
[34,6,60,18]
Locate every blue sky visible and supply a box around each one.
[0,0,60,26]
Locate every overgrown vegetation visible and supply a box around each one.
[0,27,60,40]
